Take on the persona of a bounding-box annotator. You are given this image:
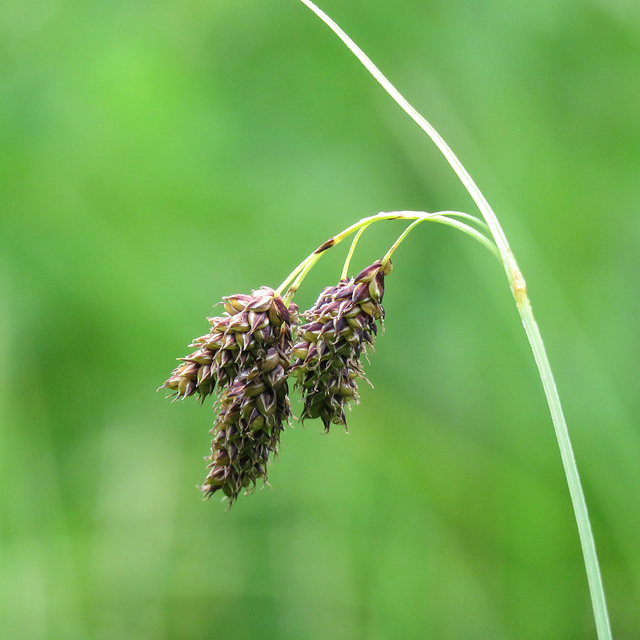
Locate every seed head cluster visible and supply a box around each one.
[162,287,296,505]
[161,261,391,506]
[291,260,391,430]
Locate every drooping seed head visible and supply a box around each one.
[160,288,296,402]
[201,365,292,505]
[161,287,297,506]
[291,260,391,431]
[199,289,297,505]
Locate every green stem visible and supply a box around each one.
[517,294,612,639]
[296,2,612,638]
[277,210,492,304]
[276,212,402,300]
[381,219,424,267]
[342,226,368,280]
[382,216,499,266]
[425,215,500,259]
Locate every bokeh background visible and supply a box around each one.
[1,0,639,638]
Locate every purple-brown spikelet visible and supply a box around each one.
[162,259,391,504]
[291,259,392,431]
[160,292,255,401]
[162,287,297,505]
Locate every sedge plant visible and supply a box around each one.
[160,1,612,638]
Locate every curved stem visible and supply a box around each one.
[275,212,399,297]
[381,219,424,267]
[296,2,612,638]
[297,0,514,285]
[278,210,491,304]
[518,296,612,639]
[342,226,368,280]
[282,252,323,306]
[382,215,498,266]
[426,215,500,259]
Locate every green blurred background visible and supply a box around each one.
[1,0,639,638]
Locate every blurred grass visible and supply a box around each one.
[1,0,639,638]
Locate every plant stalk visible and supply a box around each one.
[277,210,493,303]
[296,1,612,638]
